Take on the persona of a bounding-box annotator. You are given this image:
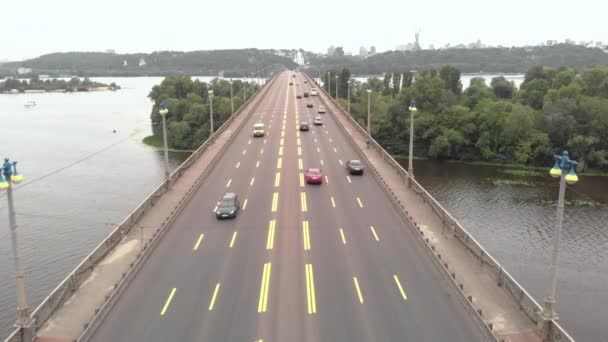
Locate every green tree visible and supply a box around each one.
[392,73,401,97]
[490,76,515,99]
[382,73,392,96]
[402,71,413,89]
[439,65,462,94]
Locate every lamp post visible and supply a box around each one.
[244,77,247,101]
[229,79,234,114]
[159,101,171,182]
[208,90,214,135]
[543,151,579,320]
[1,158,32,342]
[347,80,351,113]
[406,99,417,186]
[366,89,372,148]
[335,75,339,99]
[327,72,330,93]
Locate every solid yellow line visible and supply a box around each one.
[347,176,352,183]
[272,193,279,212]
[297,147,302,156]
[339,160,343,166]
[208,283,221,311]
[302,221,310,250]
[193,233,204,251]
[298,158,303,170]
[370,226,380,241]
[299,173,304,187]
[301,192,308,212]
[339,228,346,244]
[331,196,336,208]
[279,146,283,156]
[235,161,240,168]
[229,231,238,248]
[243,199,248,210]
[256,160,260,168]
[160,287,177,315]
[277,157,282,169]
[274,172,281,187]
[266,220,276,250]
[226,179,232,188]
[353,277,364,304]
[394,275,408,300]
[357,197,363,208]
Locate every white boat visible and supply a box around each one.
[24,101,37,107]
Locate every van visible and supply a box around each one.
[310,89,318,96]
[253,123,265,137]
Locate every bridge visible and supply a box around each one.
[6,71,574,342]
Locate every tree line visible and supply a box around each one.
[318,64,608,171]
[148,76,260,150]
[0,76,118,93]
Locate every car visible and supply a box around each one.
[317,105,326,113]
[303,92,309,97]
[310,89,318,96]
[313,116,322,125]
[296,94,302,99]
[304,80,308,83]
[253,123,265,137]
[292,74,296,77]
[299,122,309,131]
[289,82,293,85]
[346,160,364,175]
[306,103,313,108]
[216,192,240,219]
[305,168,323,184]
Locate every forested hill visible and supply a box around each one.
[0,49,298,77]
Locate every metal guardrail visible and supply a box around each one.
[306,74,574,342]
[4,76,277,342]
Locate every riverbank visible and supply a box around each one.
[142,135,195,152]
[0,86,119,94]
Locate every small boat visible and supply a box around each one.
[24,101,37,107]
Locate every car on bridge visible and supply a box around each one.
[304,92,309,97]
[313,115,322,125]
[299,122,310,131]
[305,168,323,184]
[289,82,293,85]
[346,160,364,175]
[306,103,313,108]
[253,123,265,137]
[215,192,240,219]
[296,94,302,99]
[317,105,326,113]
[310,89,318,96]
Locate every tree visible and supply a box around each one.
[382,73,392,96]
[439,65,462,94]
[339,68,351,100]
[402,71,413,89]
[462,77,495,109]
[392,73,401,97]
[490,76,515,99]
[520,78,549,109]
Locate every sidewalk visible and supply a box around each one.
[319,90,541,342]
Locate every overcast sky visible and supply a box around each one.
[2,0,606,61]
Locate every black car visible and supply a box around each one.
[303,92,309,97]
[306,103,313,108]
[304,80,308,83]
[215,192,240,219]
[299,122,310,131]
[346,160,364,175]
[296,94,302,98]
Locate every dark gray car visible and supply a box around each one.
[215,192,240,219]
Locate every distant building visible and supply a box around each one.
[327,45,335,56]
[370,46,376,54]
[123,60,128,67]
[17,67,32,74]
[105,49,116,54]
[359,46,368,56]
[546,40,558,46]
[565,38,576,45]
[138,58,146,67]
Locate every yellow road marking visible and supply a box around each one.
[325,176,328,184]
[258,263,272,312]
[260,148,264,155]
[370,226,380,241]
[264,139,267,144]
[300,192,308,212]
[248,139,252,145]
[353,277,364,304]
[274,172,281,187]
[333,147,337,153]
[208,283,221,311]
[305,264,317,314]
[298,147,302,156]
[243,149,247,155]
[329,138,333,143]
[250,177,255,186]
[281,131,285,137]
[297,138,301,146]
[226,179,232,188]
[298,158,303,170]
[279,146,283,156]
[277,157,282,169]
[347,176,352,183]
[339,160,343,166]
[229,231,238,248]
[235,162,240,168]
[271,192,279,212]
[331,196,336,208]
[266,220,276,250]
[243,199,248,210]
[393,275,408,300]
[317,147,320,153]
[160,288,177,316]
[256,160,260,168]
[314,138,317,143]
[302,220,311,251]
[320,160,324,166]
[339,228,347,244]
[280,138,284,146]
[299,173,304,187]
[193,234,204,250]
[357,197,363,208]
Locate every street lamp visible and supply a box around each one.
[208,90,214,135]
[243,77,247,101]
[1,158,32,342]
[347,80,351,113]
[335,75,339,99]
[229,79,234,114]
[406,99,417,186]
[543,151,579,320]
[159,101,171,182]
[327,72,330,93]
[366,88,372,148]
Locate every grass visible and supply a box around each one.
[142,135,194,152]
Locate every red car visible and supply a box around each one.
[306,103,313,108]
[305,168,323,184]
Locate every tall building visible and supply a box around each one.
[359,46,368,56]
[370,46,376,54]
[546,40,558,46]
[413,30,421,51]
[327,45,335,56]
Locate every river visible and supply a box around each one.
[0,76,605,341]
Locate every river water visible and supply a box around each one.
[0,76,605,341]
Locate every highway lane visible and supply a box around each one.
[88,70,490,342]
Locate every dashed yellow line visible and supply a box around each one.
[208,283,221,311]
[333,147,337,153]
[266,220,276,250]
[271,192,279,212]
[280,138,284,146]
[339,160,343,166]
[370,226,380,241]
[324,176,329,184]
[274,172,281,187]
[226,179,232,188]
[250,177,255,186]
[305,264,317,314]
[193,233,204,251]
[357,197,363,208]
[248,139,252,145]
[243,199,248,210]
[316,147,320,153]
[160,288,177,316]
[320,160,324,166]
[339,228,347,244]
[235,162,240,168]
[302,220,311,251]
[353,277,364,304]
[330,196,336,208]
[347,176,352,183]
[298,158,303,170]
[329,138,333,143]
[260,148,264,155]
[300,192,308,212]
[297,138,301,146]
[277,157,282,169]
[279,146,283,156]
[256,160,260,168]
[258,263,272,312]
[229,231,238,248]
[299,173,304,187]
[298,147,302,156]
[213,201,219,212]
[281,131,285,137]
[393,275,408,300]
[242,149,247,155]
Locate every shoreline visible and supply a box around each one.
[142,135,194,153]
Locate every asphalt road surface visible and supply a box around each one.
[89,71,490,342]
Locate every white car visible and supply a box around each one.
[314,116,322,125]
[310,89,318,96]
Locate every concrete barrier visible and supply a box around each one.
[4,76,277,342]
[305,74,573,342]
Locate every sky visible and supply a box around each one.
[2,0,607,61]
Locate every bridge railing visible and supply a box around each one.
[5,76,276,342]
[306,74,573,341]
